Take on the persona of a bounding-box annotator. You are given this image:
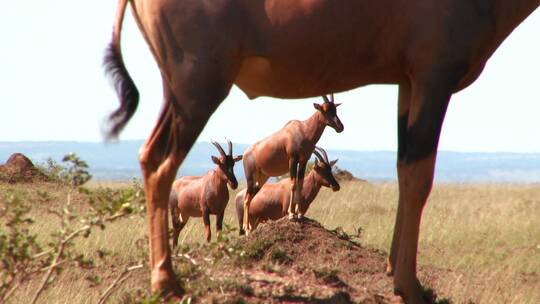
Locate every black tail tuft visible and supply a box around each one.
[103,42,139,140]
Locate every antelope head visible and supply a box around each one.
[314,93,344,133]
[312,146,340,192]
[211,140,243,189]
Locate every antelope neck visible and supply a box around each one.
[301,170,323,205]
[302,111,326,144]
[212,168,229,186]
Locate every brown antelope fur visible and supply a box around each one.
[242,94,342,234]
[169,140,242,246]
[105,0,540,300]
[236,147,339,235]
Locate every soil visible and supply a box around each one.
[0,153,47,183]
[171,218,450,303]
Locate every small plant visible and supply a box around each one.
[0,155,146,303]
[0,194,41,303]
[270,247,292,264]
[62,153,92,186]
[313,267,342,286]
[37,153,92,186]
[241,238,274,260]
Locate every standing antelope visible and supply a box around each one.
[105,0,539,301]
[236,147,340,234]
[242,94,342,234]
[169,140,242,246]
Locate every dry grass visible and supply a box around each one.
[310,181,540,304]
[3,181,540,303]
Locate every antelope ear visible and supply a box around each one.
[334,103,342,107]
[330,159,338,167]
[233,155,243,162]
[313,103,323,112]
[211,156,221,165]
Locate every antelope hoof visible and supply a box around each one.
[288,213,295,220]
[385,258,394,276]
[394,274,430,304]
[151,266,184,296]
[297,213,304,220]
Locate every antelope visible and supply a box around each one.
[236,147,340,234]
[105,0,540,301]
[168,140,242,246]
[242,94,342,234]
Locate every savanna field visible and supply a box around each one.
[1,163,540,303]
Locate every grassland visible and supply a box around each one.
[2,180,540,303]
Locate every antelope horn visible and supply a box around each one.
[322,95,330,103]
[312,149,325,164]
[330,93,335,103]
[227,138,233,156]
[211,140,226,157]
[315,146,330,163]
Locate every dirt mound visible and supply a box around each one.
[332,166,367,182]
[0,153,47,183]
[171,218,448,303]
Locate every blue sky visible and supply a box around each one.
[1,1,539,152]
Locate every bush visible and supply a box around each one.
[0,154,145,303]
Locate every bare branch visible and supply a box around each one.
[2,278,21,303]
[31,241,65,304]
[97,264,143,304]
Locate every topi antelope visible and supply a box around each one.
[242,94,342,234]
[235,147,340,235]
[105,0,539,300]
[169,140,242,246]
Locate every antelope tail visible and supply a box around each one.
[103,0,139,140]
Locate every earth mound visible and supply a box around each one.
[0,153,47,183]
[171,218,446,303]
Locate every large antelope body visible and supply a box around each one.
[236,147,340,234]
[105,0,540,301]
[242,94,342,234]
[169,141,242,246]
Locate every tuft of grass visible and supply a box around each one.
[241,237,275,260]
[269,247,292,264]
[313,267,341,285]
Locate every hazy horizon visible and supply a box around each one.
[3,141,540,183]
[4,139,540,154]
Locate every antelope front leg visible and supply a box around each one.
[216,211,224,240]
[294,161,307,220]
[387,82,411,275]
[171,214,188,249]
[202,208,211,242]
[287,157,299,220]
[391,76,452,303]
[243,190,255,235]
